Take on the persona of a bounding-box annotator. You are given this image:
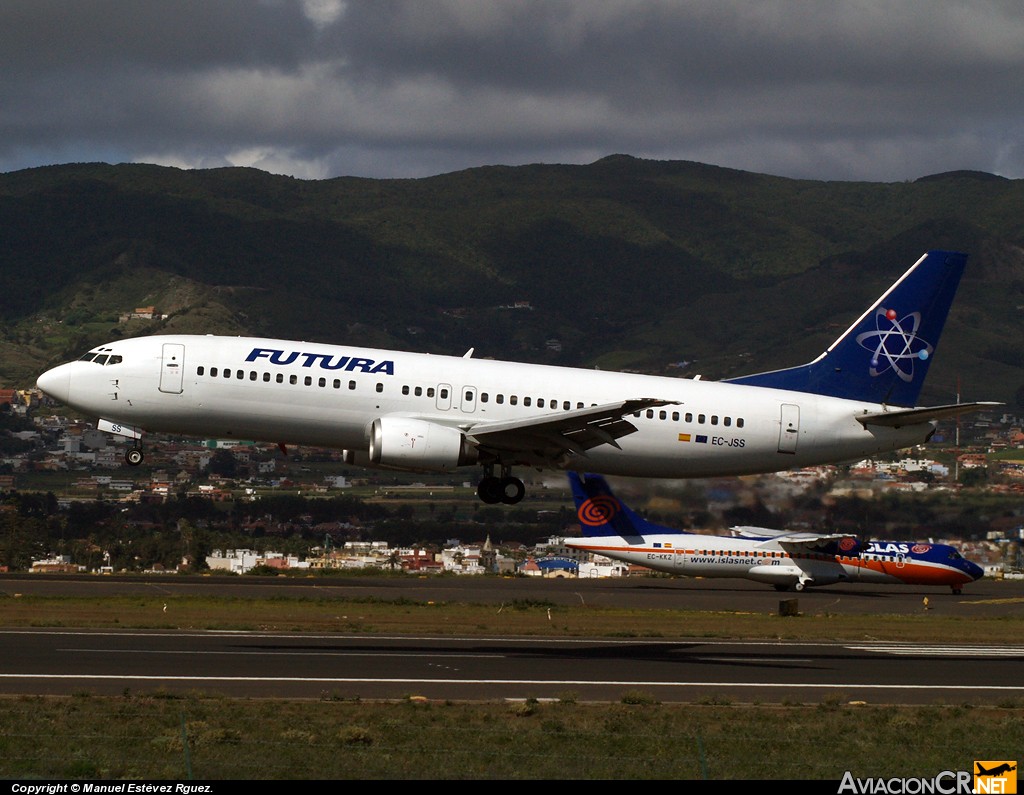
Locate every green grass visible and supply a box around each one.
[2,593,1021,643]
[3,592,1022,780]
[0,694,1020,780]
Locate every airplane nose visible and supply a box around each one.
[36,364,72,405]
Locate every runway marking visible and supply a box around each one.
[696,657,815,664]
[961,597,1024,605]
[846,644,1024,657]
[61,648,499,659]
[1,673,1024,692]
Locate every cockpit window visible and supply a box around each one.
[77,350,123,365]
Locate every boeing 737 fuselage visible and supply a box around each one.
[35,251,994,503]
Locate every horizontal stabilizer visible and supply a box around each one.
[855,401,1002,428]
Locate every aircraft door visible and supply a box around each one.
[778,403,800,454]
[159,343,185,394]
[436,384,452,411]
[460,386,477,414]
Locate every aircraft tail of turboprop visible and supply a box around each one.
[568,472,675,539]
[725,250,967,407]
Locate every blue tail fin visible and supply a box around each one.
[724,250,966,406]
[568,472,675,538]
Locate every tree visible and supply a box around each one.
[207,449,238,478]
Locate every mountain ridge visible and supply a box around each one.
[2,157,1021,406]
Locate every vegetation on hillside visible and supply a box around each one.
[2,158,1022,404]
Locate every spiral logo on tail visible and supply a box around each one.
[578,496,621,526]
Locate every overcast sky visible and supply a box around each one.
[2,0,1022,182]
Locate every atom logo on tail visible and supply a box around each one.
[855,307,933,382]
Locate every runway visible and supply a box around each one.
[1,573,1022,704]
[0,628,1021,704]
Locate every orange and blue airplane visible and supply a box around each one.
[566,472,984,593]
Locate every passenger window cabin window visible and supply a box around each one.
[496,394,504,404]
[402,386,410,395]
[524,397,532,407]
[510,396,518,406]
[724,417,731,427]
[659,410,667,420]
[250,371,257,381]
[646,409,654,418]
[198,366,205,376]
[333,379,341,389]
[427,387,434,398]
[211,367,218,377]
[263,373,270,382]
[577,402,584,409]
[290,375,297,385]
[698,414,705,423]
[376,383,384,393]
[349,380,356,390]
[416,387,423,397]
[711,415,718,425]
[737,418,745,428]
[465,390,473,402]
[672,412,679,421]
[237,370,244,379]
[224,370,231,379]
[563,401,570,410]
[479,392,486,402]
[277,374,284,383]
[304,376,312,386]
[685,412,692,422]
[318,377,326,387]
[440,388,449,399]
[537,399,545,408]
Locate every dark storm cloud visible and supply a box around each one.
[1,0,1022,180]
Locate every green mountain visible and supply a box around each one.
[2,157,1023,406]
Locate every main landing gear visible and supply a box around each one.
[476,465,525,505]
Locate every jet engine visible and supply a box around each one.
[367,417,478,472]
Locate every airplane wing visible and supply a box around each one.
[731,525,856,551]
[463,398,676,460]
[855,401,1002,428]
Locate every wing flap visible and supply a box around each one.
[466,398,675,457]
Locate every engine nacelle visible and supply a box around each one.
[368,417,477,473]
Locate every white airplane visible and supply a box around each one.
[566,471,985,593]
[36,250,994,505]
